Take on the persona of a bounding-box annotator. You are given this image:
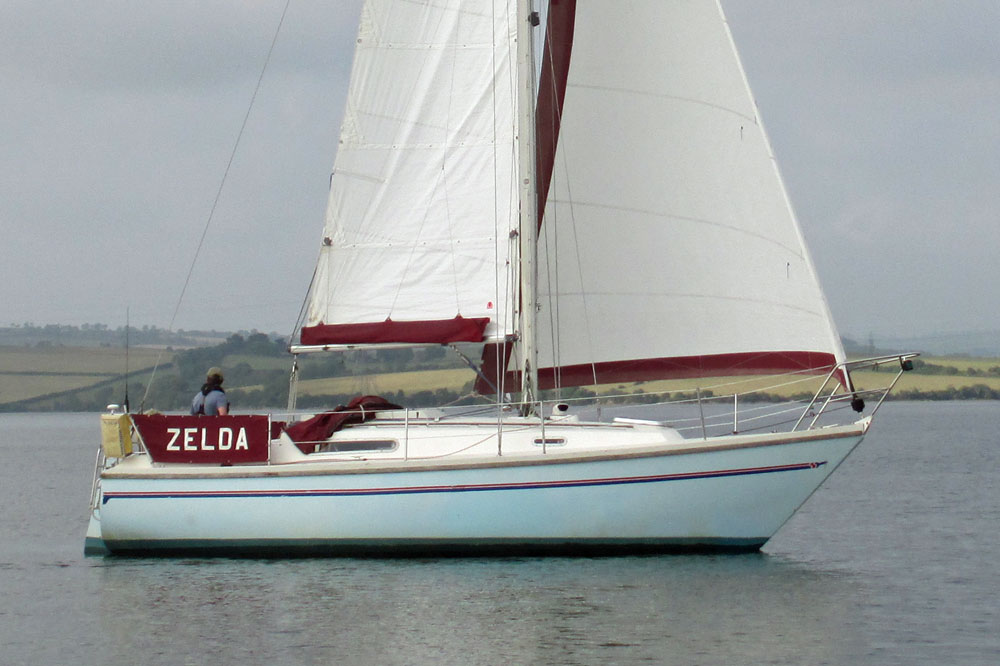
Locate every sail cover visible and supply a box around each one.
[301,1,520,346]
[485,0,847,390]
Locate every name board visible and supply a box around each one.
[132,414,271,464]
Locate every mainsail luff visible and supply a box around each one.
[534,0,576,225]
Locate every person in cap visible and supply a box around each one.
[191,367,230,415]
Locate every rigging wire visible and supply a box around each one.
[493,0,509,450]
[123,307,130,412]
[539,10,562,396]
[479,0,522,447]
[290,262,319,343]
[140,0,293,411]
[557,117,598,389]
[442,4,463,319]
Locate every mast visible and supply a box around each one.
[516,0,539,413]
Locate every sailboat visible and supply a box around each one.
[85,0,913,556]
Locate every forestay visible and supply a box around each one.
[302,1,521,346]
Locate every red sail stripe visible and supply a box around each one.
[535,0,578,226]
[301,316,489,346]
[477,348,842,394]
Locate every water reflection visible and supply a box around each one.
[95,554,864,665]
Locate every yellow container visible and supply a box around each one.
[100,413,133,458]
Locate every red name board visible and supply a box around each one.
[132,414,271,464]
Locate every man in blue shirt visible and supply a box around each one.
[191,367,230,415]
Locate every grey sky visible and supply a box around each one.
[1,1,997,341]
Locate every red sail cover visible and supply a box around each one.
[132,414,271,464]
[284,395,402,454]
[300,316,489,346]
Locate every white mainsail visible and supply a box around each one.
[512,0,847,390]
[302,0,521,346]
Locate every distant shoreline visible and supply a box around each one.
[2,342,998,413]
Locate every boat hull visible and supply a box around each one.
[91,426,865,556]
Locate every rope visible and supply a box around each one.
[140,0,293,411]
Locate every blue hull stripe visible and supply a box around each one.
[102,461,826,504]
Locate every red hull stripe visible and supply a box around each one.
[301,316,489,345]
[477,348,841,394]
[102,461,826,503]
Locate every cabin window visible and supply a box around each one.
[321,440,397,453]
[533,437,566,447]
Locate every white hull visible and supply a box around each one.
[88,420,868,556]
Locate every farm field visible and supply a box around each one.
[622,363,1000,401]
[294,356,1000,402]
[0,345,165,374]
[2,345,999,409]
[295,368,474,397]
[0,346,172,406]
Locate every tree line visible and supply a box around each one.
[9,332,1000,413]
[0,322,234,348]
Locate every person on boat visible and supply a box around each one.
[191,367,229,416]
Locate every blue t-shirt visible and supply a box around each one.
[191,389,229,415]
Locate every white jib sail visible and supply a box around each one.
[534,0,846,385]
[303,0,520,345]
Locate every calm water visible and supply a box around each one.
[1,403,998,665]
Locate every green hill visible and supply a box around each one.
[3,338,999,413]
